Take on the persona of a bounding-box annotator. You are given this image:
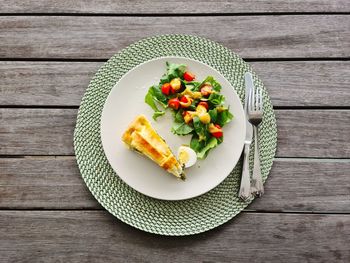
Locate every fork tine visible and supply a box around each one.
[248,86,252,112]
[249,86,254,112]
[259,88,263,111]
[255,87,259,111]
[251,86,255,112]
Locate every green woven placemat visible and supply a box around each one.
[74,35,277,236]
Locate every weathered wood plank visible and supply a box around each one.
[1,157,349,212]
[252,61,350,107]
[0,109,76,155]
[249,158,350,212]
[0,16,349,59]
[1,0,349,13]
[0,62,98,106]
[0,211,349,262]
[276,110,350,158]
[1,61,349,107]
[0,157,98,209]
[1,109,349,157]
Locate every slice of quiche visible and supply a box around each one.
[122,115,185,180]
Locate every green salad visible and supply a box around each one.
[145,62,233,159]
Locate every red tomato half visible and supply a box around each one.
[211,124,223,138]
[183,71,195,81]
[168,98,180,110]
[161,83,171,96]
[200,85,213,97]
[180,96,192,108]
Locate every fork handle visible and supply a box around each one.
[239,143,251,201]
[251,126,264,197]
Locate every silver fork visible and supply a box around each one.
[239,73,254,201]
[248,86,264,197]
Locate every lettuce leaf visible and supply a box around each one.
[197,137,218,159]
[193,76,222,92]
[217,109,234,127]
[193,116,209,141]
[208,93,225,106]
[190,135,218,159]
[160,62,186,84]
[190,135,204,152]
[151,85,168,106]
[153,111,166,120]
[182,80,201,87]
[173,110,184,123]
[172,110,193,135]
[208,108,217,123]
[144,86,166,120]
[204,76,222,92]
[171,121,194,135]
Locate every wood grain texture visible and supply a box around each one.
[0,157,98,209]
[1,1,348,260]
[1,157,349,211]
[1,109,349,157]
[0,62,98,106]
[0,109,76,155]
[1,16,349,59]
[1,61,350,107]
[250,158,350,212]
[252,61,350,107]
[0,211,349,262]
[1,0,349,13]
[276,110,350,158]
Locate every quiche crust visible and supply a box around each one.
[122,115,185,179]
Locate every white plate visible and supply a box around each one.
[101,57,246,200]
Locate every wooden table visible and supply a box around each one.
[1,1,350,262]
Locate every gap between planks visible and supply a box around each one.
[1,155,350,161]
[2,106,350,110]
[0,58,349,62]
[0,12,350,17]
[0,208,349,215]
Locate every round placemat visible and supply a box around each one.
[74,35,277,236]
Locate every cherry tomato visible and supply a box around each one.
[183,71,195,81]
[210,124,223,138]
[180,96,192,108]
[170,86,176,94]
[161,83,171,96]
[200,85,213,97]
[198,101,209,110]
[180,96,189,103]
[212,131,223,138]
[168,98,180,110]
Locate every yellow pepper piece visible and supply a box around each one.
[196,104,207,115]
[192,92,202,99]
[199,113,211,124]
[170,78,181,91]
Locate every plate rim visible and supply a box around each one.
[100,55,246,201]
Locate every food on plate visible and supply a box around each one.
[145,62,234,159]
[177,146,197,168]
[122,115,185,180]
